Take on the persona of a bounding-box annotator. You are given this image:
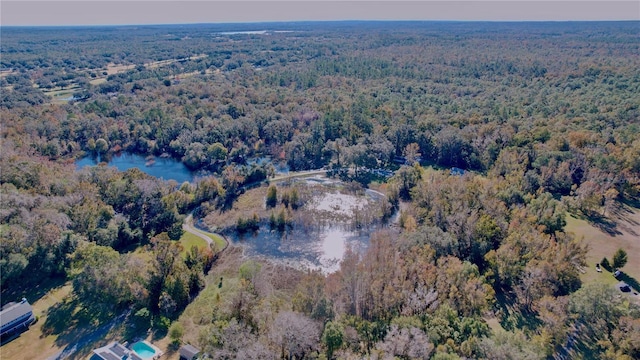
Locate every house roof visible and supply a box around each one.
[179,344,201,359]
[93,342,129,360]
[0,298,33,329]
[95,351,121,360]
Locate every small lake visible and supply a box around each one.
[76,153,195,183]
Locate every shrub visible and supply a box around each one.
[154,316,171,333]
[169,322,184,345]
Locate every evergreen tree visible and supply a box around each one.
[266,185,278,208]
[612,248,628,270]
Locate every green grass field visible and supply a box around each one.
[179,232,208,255]
[180,229,226,255]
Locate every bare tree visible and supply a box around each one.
[204,319,276,360]
[376,325,433,360]
[268,311,321,360]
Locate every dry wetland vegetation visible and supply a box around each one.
[1,21,639,359]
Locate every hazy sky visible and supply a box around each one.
[2,1,639,26]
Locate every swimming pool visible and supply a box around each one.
[131,341,156,359]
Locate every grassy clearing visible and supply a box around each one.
[0,69,16,78]
[566,205,640,277]
[105,63,136,75]
[180,231,208,255]
[89,78,107,85]
[41,85,80,96]
[566,204,640,303]
[204,186,269,229]
[179,230,225,255]
[484,316,505,334]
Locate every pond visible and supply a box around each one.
[231,224,371,274]
[76,153,196,183]
[226,178,393,273]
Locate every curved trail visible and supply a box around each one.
[269,169,327,182]
[182,214,230,253]
[183,214,215,246]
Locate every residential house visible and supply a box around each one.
[0,298,36,337]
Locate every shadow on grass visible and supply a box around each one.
[621,196,640,210]
[618,272,640,293]
[0,328,27,347]
[611,204,640,236]
[41,297,126,352]
[151,326,168,342]
[572,210,623,236]
[0,275,66,307]
[121,310,152,343]
[121,310,178,343]
[41,298,79,338]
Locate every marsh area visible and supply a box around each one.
[206,176,394,273]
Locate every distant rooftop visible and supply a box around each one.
[450,167,466,176]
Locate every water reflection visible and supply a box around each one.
[230,224,369,274]
[228,185,386,273]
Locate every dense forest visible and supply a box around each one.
[1,21,639,359]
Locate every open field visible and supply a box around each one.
[567,204,640,300]
[104,62,136,76]
[89,78,107,86]
[146,54,207,70]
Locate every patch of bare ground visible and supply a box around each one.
[0,69,16,78]
[104,63,136,75]
[89,78,107,85]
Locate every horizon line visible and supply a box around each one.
[3,1,638,27]
[2,19,639,28]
